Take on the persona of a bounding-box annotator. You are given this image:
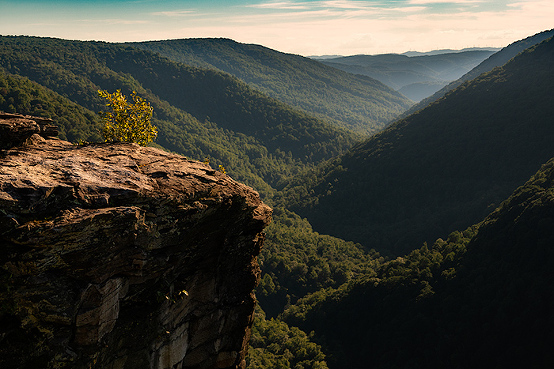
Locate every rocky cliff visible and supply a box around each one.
[0,113,272,369]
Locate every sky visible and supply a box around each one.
[1,0,553,56]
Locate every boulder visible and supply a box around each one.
[0,112,58,149]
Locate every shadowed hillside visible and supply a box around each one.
[283,156,554,368]
[405,28,554,115]
[281,35,554,256]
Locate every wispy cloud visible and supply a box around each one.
[408,0,483,4]
[246,0,437,19]
[318,1,382,10]
[386,6,427,13]
[248,0,389,11]
[79,19,151,25]
[151,10,196,17]
[248,1,311,9]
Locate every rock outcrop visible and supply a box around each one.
[0,112,58,149]
[0,113,272,369]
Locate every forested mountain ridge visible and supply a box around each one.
[404,28,554,116]
[320,49,496,102]
[0,35,361,197]
[130,38,412,135]
[280,35,554,256]
[282,155,554,369]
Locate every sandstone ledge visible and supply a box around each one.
[0,131,272,369]
[0,112,58,149]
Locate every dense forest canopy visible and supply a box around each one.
[282,157,554,368]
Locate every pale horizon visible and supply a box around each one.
[1,0,553,56]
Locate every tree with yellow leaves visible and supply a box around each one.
[98,89,157,146]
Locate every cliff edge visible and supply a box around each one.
[0,113,272,369]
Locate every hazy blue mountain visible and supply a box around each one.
[397,80,448,102]
[319,50,495,101]
[401,47,499,57]
[308,55,344,60]
[130,38,412,135]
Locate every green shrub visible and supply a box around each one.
[98,89,157,146]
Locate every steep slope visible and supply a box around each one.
[321,50,495,101]
[0,114,272,369]
[281,35,554,256]
[0,36,360,198]
[131,38,412,135]
[283,156,554,369]
[406,28,554,114]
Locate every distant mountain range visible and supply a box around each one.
[310,47,499,59]
[319,49,497,101]
[130,38,411,135]
[401,47,500,57]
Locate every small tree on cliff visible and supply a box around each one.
[98,89,157,146]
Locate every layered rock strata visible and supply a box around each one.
[0,112,58,149]
[0,114,272,369]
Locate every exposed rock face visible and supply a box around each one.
[0,114,272,369]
